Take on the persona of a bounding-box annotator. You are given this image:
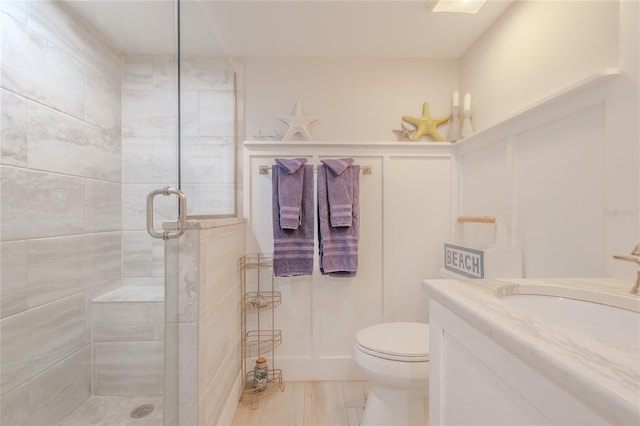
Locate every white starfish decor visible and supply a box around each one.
[277,101,319,141]
[393,123,416,141]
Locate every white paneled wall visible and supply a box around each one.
[0,1,122,424]
[244,142,453,380]
[383,156,452,323]
[456,75,613,278]
[460,0,638,278]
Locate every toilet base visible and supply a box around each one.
[361,384,428,426]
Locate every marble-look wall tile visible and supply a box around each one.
[122,89,177,137]
[181,137,234,184]
[122,137,177,184]
[92,286,163,303]
[152,55,177,90]
[199,90,235,137]
[27,0,122,85]
[200,291,237,393]
[1,1,27,23]
[177,230,199,324]
[1,166,84,241]
[122,231,164,279]
[179,91,200,137]
[0,241,27,318]
[181,56,233,91]
[173,223,244,424]
[93,301,164,342]
[164,321,179,426]
[123,56,153,90]
[199,228,243,389]
[27,235,92,308]
[94,341,163,396]
[123,184,176,231]
[27,346,91,426]
[84,231,122,287]
[177,323,197,402]
[0,383,28,426]
[122,277,164,287]
[165,238,180,323]
[1,13,84,119]
[84,180,121,233]
[151,237,165,277]
[85,67,121,131]
[201,349,241,426]
[1,89,27,167]
[182,183,235,216]
[0,293,85,395]
[200,225,244,315]
[177,322,198,425]
[123,231,153,277]
[0,0,126,414]
[27,102,121,182]
[26,232,120,309]
[83,278,120,344]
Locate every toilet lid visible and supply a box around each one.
[355,322,429,362]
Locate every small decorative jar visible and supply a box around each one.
[254,357,268,392]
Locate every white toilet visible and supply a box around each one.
[352,322,430,426]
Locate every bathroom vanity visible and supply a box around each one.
[422,277,640,425]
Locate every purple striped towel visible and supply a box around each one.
[272,160,314,276]
[275,158,307,229]
[321,158,354,227]
[317,162,360,277]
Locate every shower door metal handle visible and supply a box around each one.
[146,187,187,240]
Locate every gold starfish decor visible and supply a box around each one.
[402,102,449,142]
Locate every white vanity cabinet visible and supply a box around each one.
[429,300,606,425]
[424,278,639,426]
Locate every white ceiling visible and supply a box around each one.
[61,0,512,58]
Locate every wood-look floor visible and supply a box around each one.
[231,381,369,426]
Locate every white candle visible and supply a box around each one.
[464,92,471,110]
[452,91,459,107]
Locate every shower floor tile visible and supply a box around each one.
[57,396,163,426]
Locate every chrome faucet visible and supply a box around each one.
[613,244,640,295]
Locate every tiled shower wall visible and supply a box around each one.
[1,1,237,423]
[0,1,122,425]
[169,221,245,426]
[121,55,236,287]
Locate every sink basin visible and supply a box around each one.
[499,287,640,349]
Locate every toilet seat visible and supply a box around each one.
[355,322,429,362]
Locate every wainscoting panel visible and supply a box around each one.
[244,142,454,380]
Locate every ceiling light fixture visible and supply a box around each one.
[428,0,488,14]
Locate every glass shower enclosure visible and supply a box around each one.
[0,0,236,424]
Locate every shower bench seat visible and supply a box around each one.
[91,286,165,396]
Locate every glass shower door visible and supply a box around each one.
[0,1,181,424]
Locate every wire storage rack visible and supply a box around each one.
[240,253,284,408]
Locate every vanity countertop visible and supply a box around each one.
[422,277,640,425]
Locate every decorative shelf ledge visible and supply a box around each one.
[454,68,620,153]
[243,140,455,159]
